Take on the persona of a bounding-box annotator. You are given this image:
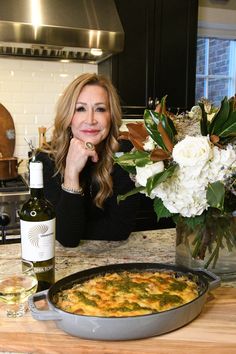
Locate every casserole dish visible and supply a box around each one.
[28,263,220,340]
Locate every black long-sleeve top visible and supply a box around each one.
[37,145,140,247]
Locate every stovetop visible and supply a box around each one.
[0,175,29,193]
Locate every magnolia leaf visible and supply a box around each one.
[159,115,175,142]
[144,110,166,150]
[153,197,173,221]
[152,112,175,144]
[126,122,149,144]
[199,102,208,136]
[113,150,150,168]
[206,181,225,211]
[144,110,175,151]
[219,110,236,138]
[155,96,177,135]
[128,136,145,151]
[119,123,149,151]
[146,164,177,195]
[157,121,174,152]
[155,95,168,115]
[150,148,171,161]
[118,131,130,140]
[209,97,230,135]
[118,132,145,151]
[117,186,145,203]
[167,115,177,135]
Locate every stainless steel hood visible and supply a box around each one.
[0,0,124,63]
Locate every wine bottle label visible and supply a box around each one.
[20,219,55,261]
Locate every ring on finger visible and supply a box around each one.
[85,142,95,150]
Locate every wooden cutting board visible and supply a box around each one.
[0,287,236,354]
[0,103,15,157]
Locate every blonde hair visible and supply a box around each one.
[50,73,122,208]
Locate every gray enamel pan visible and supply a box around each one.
[28,262,220,341]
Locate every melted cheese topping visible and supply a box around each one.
[54,271,199,317]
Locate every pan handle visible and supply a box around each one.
[28,290,62,321]
[194,268,221,290]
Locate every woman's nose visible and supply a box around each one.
[86,110,96,124]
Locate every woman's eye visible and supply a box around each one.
[96,107,106,112]
[76,106,86,112]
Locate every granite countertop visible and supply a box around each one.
[0,229,175,278]
[0,228,235,287]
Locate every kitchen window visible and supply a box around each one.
[195,37,236,106]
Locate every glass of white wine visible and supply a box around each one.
[0,259,38,318]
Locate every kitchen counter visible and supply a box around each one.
[0,229,236,354]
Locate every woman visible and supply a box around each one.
[37,73,140,247]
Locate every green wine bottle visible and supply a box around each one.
[20,160,56,291]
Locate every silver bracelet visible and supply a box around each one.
[61,183,84,196]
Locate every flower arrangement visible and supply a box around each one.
[114,96,236,270]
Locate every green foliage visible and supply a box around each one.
[117,186,145,203]
[200,96,236,142]
[209,96,230,135]
[206,181,225,212]
[143,110,175,151]
[153,198,174,220]
[146,164,177,195]
[199,102,209,136]
[114,151,151,174]
[179,214,206,231]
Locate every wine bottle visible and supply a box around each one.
[20,160,56,291]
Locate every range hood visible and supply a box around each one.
[0,0,124,63]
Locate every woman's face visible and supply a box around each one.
[71,84,111,146]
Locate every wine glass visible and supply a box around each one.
[0,259,38,317]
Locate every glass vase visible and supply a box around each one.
[175,212,236,281]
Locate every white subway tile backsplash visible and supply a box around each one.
[0,58,97,158]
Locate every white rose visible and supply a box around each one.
[172,135,212,167]
[135,161,164,187]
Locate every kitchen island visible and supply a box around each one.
[0,229,236,354]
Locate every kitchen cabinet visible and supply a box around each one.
[99,0,198,116]
[99,0,198,231]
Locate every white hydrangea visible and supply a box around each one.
[208,145,236,183]
[152,166,208,217]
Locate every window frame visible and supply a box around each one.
[196,37,236,103]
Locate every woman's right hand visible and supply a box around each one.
[64,138,98,188]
